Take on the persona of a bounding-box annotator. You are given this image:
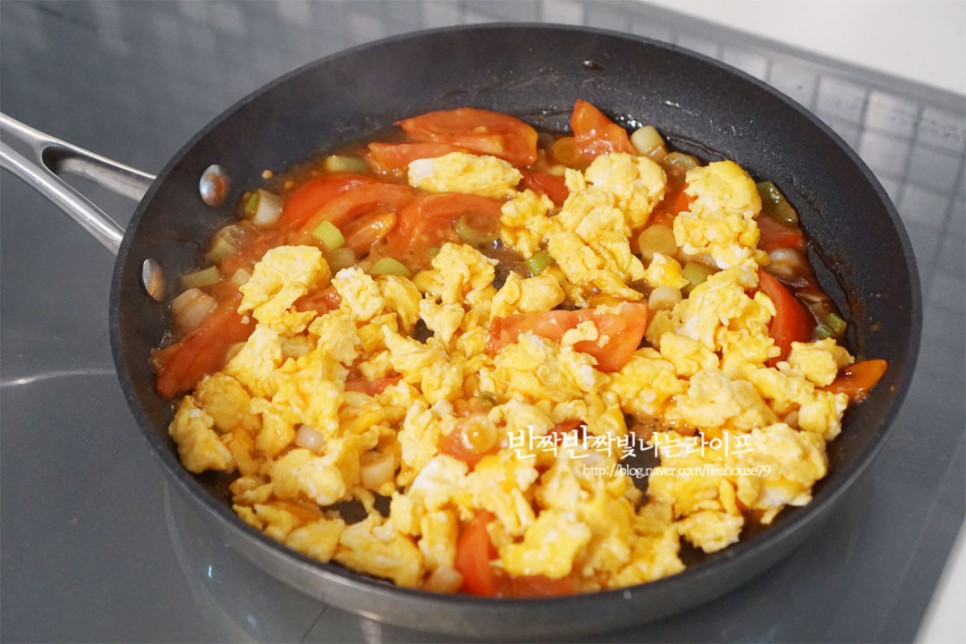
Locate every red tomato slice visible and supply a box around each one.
[487,302,648,372]
[398,108,538,167]
[520,170,569,206]
[455,511,503,596]
[278,174,376,229]
[153,297,254,399]
[298,183,415,235]
[757,214,805,252]
[825,359,888,402]
[571,99,637,160]
[385,193,504,261]
[758,270,814,363]
[342,211,398,256]
[367,142,467,173]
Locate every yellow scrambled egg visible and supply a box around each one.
[168,149,861,594]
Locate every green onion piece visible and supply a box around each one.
[205,225,243,264]
[637,225,677,263]
[756,181,799,225]
[826,312,847,336]
[682,261,715,294]
[525,250,554,276]
[312,220,345,249]
[428,247,441,257]
[815,324,834,340]
[181,266,221,289]
[326,247,356,272]
[370,257,412,278]
[243,191,260,218]
[323,154,370,174]
[454,212,499,247]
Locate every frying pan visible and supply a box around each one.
[0,24,920,639]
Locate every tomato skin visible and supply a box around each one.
[571,99,637,160]
[487,302,648,372]
[757,213,805,252]
[298,183,415,236]
[278,174,376,229]
[153,297,254,399]
[521,170,569,206]
[385,193,504,262]
[455,512,501,596]
[367,142,465,173]
[758,270,814,362]
[398,108,538,167]
[825,359,888,401]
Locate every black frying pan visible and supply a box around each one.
[0,25,920,640]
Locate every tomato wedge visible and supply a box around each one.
[520,170,569,206]
[757,213,805,252]
[648,186,692,228]
[758,270,814,363]
[277,174,376,230]
[298,183,415,236]
[571,99,637,160]
[487,302,648,372]
[367,142,467,173]
[385,193,504,261]
[398,108,538,167]
[455,511,502,596]
[153,297,254,399]
[825,359,888,401]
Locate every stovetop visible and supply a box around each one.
[2,2,963,642]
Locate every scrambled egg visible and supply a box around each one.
[167,142,863,595]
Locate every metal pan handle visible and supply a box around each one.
[0,113,156,256]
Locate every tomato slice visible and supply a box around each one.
[398,108,538,167]
[278,174,376,230]
[385,193,504,263]
[455,511,503,596]
[758,270,814,363]
[571,99,637,160]
[757,213,805,252]
[342,211,398,256]
[153,297,254,399]
[520,170,569,206]
[487,302,648,372]
[825,359,888,402]
[298,183,415,236]
[367,142,467,173]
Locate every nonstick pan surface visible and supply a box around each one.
[100,25,919,639]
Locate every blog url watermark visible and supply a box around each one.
[582,464,773,479]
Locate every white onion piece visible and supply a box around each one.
[360,450,396,489]
[648,286,683,311]
[423,566,464,593]
[295,424,325,452]
[250,189,283,227]
[171,288,216,333]
[631,125,666,156]
[767,247,805,279]
[229,267,251,288]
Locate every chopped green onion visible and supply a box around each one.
[171,288,217,333]
[312,220,345,249]
[325,247,356,272]
[637,225,677,263]
[205,225,244,264]
[370,257,411,277]
[826,312,847,336]
[181,266,221,289]
[323,154,370,174]
[682,261,715,294]
[246,189,284,227]
[454,212,499,247]
[631,125,666,156]
[428,247,441,257]
[525,250,554,276]
[815,324,834,340]
[648,286,682,311]
[756,181,799,225]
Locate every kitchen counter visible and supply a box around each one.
[1,2,963,642]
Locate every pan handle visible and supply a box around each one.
[0,113,156,256]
